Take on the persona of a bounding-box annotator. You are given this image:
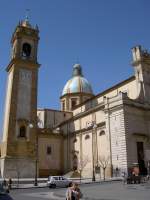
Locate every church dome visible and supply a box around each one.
[62,64,93,96]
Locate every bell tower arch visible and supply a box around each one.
[1,18,40,178]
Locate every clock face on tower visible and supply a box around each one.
[17,69,32,119]
[22,43,31,58]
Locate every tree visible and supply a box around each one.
[77,155,90,182]
[98,155,110,181]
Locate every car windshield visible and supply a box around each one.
[61,177,66,180]
[53,177,59,180]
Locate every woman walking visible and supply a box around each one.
[66,182,82,200]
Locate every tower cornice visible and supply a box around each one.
[6,58,40,72]
[11,25,39,44]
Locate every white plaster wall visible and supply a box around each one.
[38,110,72,129]
[74,119,80,131]
[73,107,82,116]
[118,80,137,99]
[97,129,110,157]
[81,114,93,129]
[95,110,105,124]
[108,109,128,174]
[73,78,137,117]
[81,131,93,177]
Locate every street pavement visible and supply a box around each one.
[1,181,150,200]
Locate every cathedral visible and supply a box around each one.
[0,18,150,179]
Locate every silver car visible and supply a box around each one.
[47,176,71,188]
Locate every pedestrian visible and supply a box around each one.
[66,182,73,200]
[2,179,7,187]
[8,178,12,190]
[66,182,83,200]
[122,172,127,184]
[73,183,83,200]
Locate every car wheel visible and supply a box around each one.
[52,184,56,188]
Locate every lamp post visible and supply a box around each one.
[92,123,97,181]
[29,123,38,186]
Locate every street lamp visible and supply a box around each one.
[29,123,38,186]
[92,123,97,182]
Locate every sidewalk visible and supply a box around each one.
[9,177,123,189]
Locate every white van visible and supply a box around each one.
[47,176,72,188]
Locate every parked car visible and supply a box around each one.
[47,176,71,188]
[0,182,9,195]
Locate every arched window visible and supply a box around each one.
[85,134,90,140]
[71,98,77,109]
[19,126,26,137]
[99,130,105,136]
[22,43,31,58]
[47,146,52,155]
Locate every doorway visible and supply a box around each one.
[136,142,147,175]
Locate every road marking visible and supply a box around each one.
[50,192,64,199]
[22,191,64,199]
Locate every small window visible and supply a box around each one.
[85,134,90,140]
[19,126,26,137]
[71,98,77,109]
[62,101,65,111]
[99,131,105,136]
[47,146,52,155]
[53,177,58,180]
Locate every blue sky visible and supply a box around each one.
[0,0,150,136]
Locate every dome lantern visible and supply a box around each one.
[72,64,83,77]
[60,64,94,111]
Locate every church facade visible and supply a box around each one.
[0,19,150,179]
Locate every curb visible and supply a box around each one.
[11,179,122,190]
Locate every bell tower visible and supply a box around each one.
[1,18,40,178]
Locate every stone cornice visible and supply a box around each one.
[38,128,64,138]
[6,58,40,72]
[63,121,105,138]
[123,98,150,111]
[57,103,105,127]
